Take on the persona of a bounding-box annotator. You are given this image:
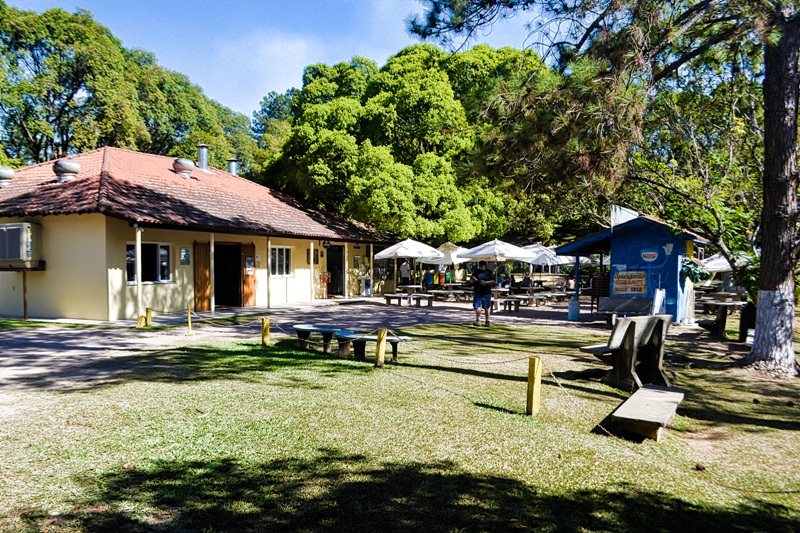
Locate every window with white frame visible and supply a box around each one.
[126,242,172,283]
[270,246,292,276]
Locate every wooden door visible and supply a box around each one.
[194,241,211,311]
[242,242,256,306]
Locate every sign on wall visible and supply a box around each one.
[613,271,647,295]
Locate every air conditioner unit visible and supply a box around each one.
[0,222,42,269]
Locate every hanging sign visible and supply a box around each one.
[613,271,647,294]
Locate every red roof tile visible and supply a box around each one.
[0,147,386,242]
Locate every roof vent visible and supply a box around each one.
[172,158,195,178]
[197,144,209,170]
[0,166,12,187]
[227,158,238,176]
[53,159,80,182]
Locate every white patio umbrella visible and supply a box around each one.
[460,239,538,262]
[522,244,563,267]
[420,241,469,265]
[374,238,444,260]
[702,252,752,273]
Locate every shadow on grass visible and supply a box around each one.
[7,449,797,532]
[4,338,373,392]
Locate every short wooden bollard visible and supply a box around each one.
[136,315,146,328]
[186,305,194,336]
[526,356,542,416]
[145,308,153,327]
[261,318,270,347]
[375,328,388,367]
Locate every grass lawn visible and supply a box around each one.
[0,321,798,532]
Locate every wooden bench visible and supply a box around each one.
[612,384,685,441]
[334,332,413,362]
[293,324,355,353]
[597,297,653,324]
[409,294,434,307]
[383,293,407,306]
[580,315,672,391]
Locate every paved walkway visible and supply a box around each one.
[0,297,632,393]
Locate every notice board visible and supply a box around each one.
[613,271,647,295]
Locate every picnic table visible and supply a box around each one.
[334,331,413,362]
[429,289,466,301]
[293,324,354,353]
[698,300,745,339]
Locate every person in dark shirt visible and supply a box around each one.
[470,261,495,326]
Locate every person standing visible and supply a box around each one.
[470,261,495,326]
[399,260,411,286]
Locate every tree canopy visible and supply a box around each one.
[409,0,798,377]
[0,1,256,170]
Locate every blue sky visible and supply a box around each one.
[11,0,532,117]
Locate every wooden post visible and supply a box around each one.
[145,307,153,327]
[375,327,388,367]
[22,270,28,321]
[136,315,146,328]
[187,304,194,336]
[526,356,542,416]
[262,317,270,347]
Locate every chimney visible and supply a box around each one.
[0,166,12,187]
[227,158,238,176]
[197,144,209,170]
[172,158,195,178]
[53,159,80,183]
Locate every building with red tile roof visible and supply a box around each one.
[0,146,389,320]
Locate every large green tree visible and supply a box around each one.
[0,3,144,162]
[262,47,513,243]
[411,0,799,377]
[0,2,256,171]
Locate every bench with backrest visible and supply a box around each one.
[334,331,412,362]
[293,324,355,353]
[597,297,653,324]
[611,384,685,441]
[580,314,672,391]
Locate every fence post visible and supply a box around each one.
[262,318,270,347]
[145,307,153,327]
[186,304,194,336]
[526,356,542,416]
[375,327,388,367]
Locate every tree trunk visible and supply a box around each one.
[747,6,800,377]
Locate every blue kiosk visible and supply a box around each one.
[555,215,707,323]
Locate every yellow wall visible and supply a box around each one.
[0,214,357,320]
[0,214,109,320]
[107,220,277,319]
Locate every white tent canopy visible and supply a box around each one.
[374,238,444,261]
